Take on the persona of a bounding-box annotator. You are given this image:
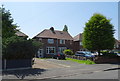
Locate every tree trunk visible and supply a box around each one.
[98,50,101,56]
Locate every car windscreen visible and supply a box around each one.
[85,52,92,55]
[76,52,85,54]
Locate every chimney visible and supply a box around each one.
[50,27,55,34]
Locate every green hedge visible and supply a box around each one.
[63,49,73,55]
[2,36,42,60]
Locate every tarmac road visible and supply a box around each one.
[2,58,119,79]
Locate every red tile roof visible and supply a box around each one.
[15,31,28,37]
[73,33,82,41]
[34,29,73,40]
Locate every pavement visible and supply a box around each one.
[2,58,120,79]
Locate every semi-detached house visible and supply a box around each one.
[33,27,73,58]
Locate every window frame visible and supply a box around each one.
[46,47,56,54]
[60,39,65,44]
[80,41,82,45]
[48,39,54,44]
[58,47,67,53]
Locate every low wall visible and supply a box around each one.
[66,55,120,64]
[94,56,120,64]
[2,59,32,70]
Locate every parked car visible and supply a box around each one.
[114,52,120,56]
[117,53,120,56]
[109,51,120,57]
[52,53,66,60]
[91,52,103,56]
[75,51,95,58]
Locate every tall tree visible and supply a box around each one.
[1,6,18,39]
[82,13,115,56]
[63,25,68,32]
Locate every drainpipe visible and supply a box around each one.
[56,39,58,55]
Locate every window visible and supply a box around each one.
[60,39,65,44]
[38,38,42,42]
[70,40,72,44]
[48,39,54,44]
[59,47,66,53]
[80,41,82,45]
[46,47,55,54]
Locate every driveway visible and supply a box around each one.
[2,58,119,79]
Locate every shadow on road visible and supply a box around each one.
[2,68,46,79]
[103,68,120,71]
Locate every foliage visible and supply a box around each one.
[1,6,42,60]
[82,13,115,55]
[1,6,18,39]
[63,49,73,55]
[66,58,95,64]
[63,25,68,32]
[2,36,42,60]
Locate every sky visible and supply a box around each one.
[2,2,118,39]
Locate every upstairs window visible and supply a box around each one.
[38,38,42,42]
[70,40,73,45]
[80,41,82,45]
[48,39,54,44]
[60,39,65,44]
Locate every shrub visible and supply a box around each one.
[63,49,73,55]
[2,36,42,60]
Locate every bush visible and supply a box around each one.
[2,36,42,60]
[63,49,73,55]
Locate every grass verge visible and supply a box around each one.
[38,58,51,59]
[66,58,95,64]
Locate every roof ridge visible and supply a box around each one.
[16,31,28,37]
[34,29,46,38]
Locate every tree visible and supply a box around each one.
[63,25,68,32]
[1,6,18,39]
[1,6,42,59]
[82,13,115,56]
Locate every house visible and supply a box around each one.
[15,31,28,39]
[114,39,120,51]
[32,27,73,58]
[74,33,120,52]
[73,33,87,52]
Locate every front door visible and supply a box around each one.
[38,49,43,58]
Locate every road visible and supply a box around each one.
[2,58,119,79]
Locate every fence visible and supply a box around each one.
[2,59,32,70]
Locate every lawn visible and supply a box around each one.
[38,58,51,59]
[66,58,95,65]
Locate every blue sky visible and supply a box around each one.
[2,2,118,39]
